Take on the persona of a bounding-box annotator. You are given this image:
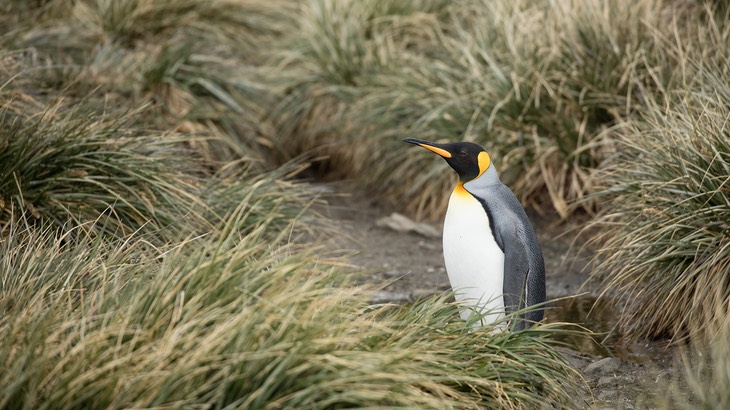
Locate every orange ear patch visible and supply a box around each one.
[477,151,491,176]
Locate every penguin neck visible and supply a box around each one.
[453,181,470,197]
[461,165,500,193]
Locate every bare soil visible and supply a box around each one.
[315,182,688,409]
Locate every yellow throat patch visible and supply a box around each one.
[453,151,491,197]
[453,181,470,197]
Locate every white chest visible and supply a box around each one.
[443,188,505,327]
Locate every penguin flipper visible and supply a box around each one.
[469,183,545,330]
[501,234,531,331]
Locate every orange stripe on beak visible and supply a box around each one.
[418,143,452,158]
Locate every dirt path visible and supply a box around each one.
[316,183,686,409]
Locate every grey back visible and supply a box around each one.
[464,166,546,330]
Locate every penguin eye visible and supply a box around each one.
[458,150,468,157]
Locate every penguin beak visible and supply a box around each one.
[402,138,452,158]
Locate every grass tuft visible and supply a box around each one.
[260,0,689,219]
[585,9,730,342]
[1,210,586,409]
[0,101,206,238]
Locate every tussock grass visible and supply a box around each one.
[1,0,296,164]
[357,0,672,218]
[585,7,730,342]
[0,100,205,238]
[257,0,453,175]
[257,0,705,219]
[3,0,727,223]
[1,212,585,409]
[0,41,315,240]
[0,98,318,239]
[1,2,587,407]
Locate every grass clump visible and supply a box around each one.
[0,102,207,238]
[0,211,585,409]
[5,0,725,224]
[0,0,297,165]
[586,8,730,342]
[257,0,453,175]
[0,47,313,241]
[263,0,683,219]
[373,0,634,217]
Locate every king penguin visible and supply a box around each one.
[403,138,546,330]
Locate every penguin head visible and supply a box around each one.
[403,138,491,182]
